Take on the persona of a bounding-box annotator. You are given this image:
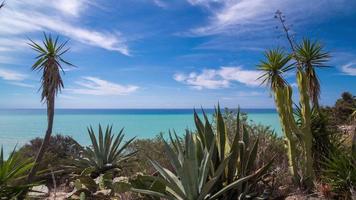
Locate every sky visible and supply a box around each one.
[0,0,355,109]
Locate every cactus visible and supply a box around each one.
[297,70,315,186]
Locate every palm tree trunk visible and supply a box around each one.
[27,96,55,183]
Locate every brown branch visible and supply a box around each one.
[275,10,302,69]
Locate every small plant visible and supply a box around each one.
[322,148,356,199]
[75,125,136,177]
[0,147,36,198]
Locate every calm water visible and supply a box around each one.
[0,109,280,155]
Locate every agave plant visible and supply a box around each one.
[76,125,136,176]
[131,132,258,200]
[195,106,274,199]
[0,147,35,198]
[130,107,273,200]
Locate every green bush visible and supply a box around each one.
[16,134,83,186]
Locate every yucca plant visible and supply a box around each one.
[75,125,136,177]
[27,33,74,184]
[0,147,35,198]
[295,39,330,108]
[195,106,274,199]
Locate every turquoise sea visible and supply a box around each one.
[0,109,281,155]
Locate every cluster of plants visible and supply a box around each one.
[0,4,355,199]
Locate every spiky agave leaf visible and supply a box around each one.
[0,146,36,198]
[77,125,136,175]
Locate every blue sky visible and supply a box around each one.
[0,0,355,108]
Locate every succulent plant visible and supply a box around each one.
[75,125,136,176]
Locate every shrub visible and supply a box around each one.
[126,135,170,175]
[16,134,83,186]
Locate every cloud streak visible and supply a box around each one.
[67,76,139,96]
[187,0,353,36]
[174,66,262,89]
[0,68,27,81]
[341,62,356,76]
[0,0,129,55]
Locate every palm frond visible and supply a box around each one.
[295,38,330,106]
[28,33,74,103]
[257,48,294,91]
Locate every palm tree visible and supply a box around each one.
[26,33,74,183]
[257,48,294,91]
[295,39,330,107]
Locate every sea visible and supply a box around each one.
[0,109,281,156]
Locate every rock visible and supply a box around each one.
[28,185,49,197]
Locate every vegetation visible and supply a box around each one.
[256,11,333,190]
[74,125,137,178]
[26,33,74,185]
[0,5,354,199]
[0,147,36,198]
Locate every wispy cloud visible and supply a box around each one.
[174,66,262,89]
[186,0,353,36]
[0,68,34,88]
[0,68,27,81]
[8,82,35,88]
[67,76,139,96]
[0,0,129,55]
[151,0,168,8]
[341,62,356,76]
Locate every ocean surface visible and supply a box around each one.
[0,109,280,155]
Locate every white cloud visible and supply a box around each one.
[53,0,87,16]
[341,62,356,76]
[152,0,167,8]
[0,0,129,55]
[0,68,34,88]
[67,76,139,96]
[218,67,262,87]
[187,0,352,36]
[0,68,27,81]
[174,66,262,89]
[8,82,35,88]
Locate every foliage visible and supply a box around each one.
[16,135,83,186]
[257,36,331,189]
[127,135,170,175]
[321,92,356,125]
[0,147,36,199]
[28,33,74,102]
[321,146,356,199]
[257,48,293,91]
[26,33,74,186]
[75,125,136,177]
[194,106,274,199]
[295,39,330,107]
[129,107,273,200]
